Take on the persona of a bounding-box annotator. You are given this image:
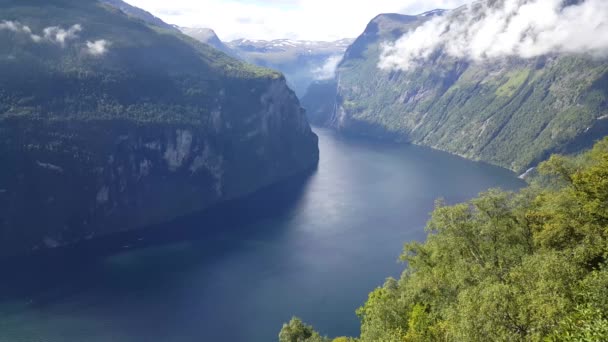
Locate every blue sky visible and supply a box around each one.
[124,0,470,41]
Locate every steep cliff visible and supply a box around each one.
[0,0,318,257]
[300,80,338,126]
[330,3,608,172]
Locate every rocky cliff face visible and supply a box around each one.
[300,80,338,126]
[0,0,318,257]
[327,4,608,173]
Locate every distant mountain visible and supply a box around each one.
[0,0,318,257]
[179,27,237,58]
[100,3,238,59]
[317,4,608,173]
[178,30,353,97]
[228,38,354,97]
[229,38,352,55]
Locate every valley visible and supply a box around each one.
[0,0,607,341]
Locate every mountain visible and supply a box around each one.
[99,0,178,32]
[320,5,608,173]
[228,38,354,97]
[229,38,353,55]
[300,80,337,126]
[179,27,238,58]
[0,0,318,257]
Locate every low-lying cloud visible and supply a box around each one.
[313,55,342,80]
[43,24,82,46]
[86,39,110,56]
[0,20,42,42]
[0,20,110,55]
[379,0,608,71]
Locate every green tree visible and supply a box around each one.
[279,317,329,342]
[282,138,608,341]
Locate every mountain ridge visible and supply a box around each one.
[99,0,178,32]
[179,26,237,57]
[318,6,608,173]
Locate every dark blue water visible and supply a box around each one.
[0,128,523,342]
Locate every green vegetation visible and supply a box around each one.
[0,0,318,257]
[282,138,608,341]
[333,13,608,173]
[279,318,331,342]
[495,69,530,97]
[0,0,279,125]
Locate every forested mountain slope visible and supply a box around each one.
[99,0,178,32]
[326,1,608,173]
[0,0,318,257]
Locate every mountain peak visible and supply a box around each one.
[179,27,236,57]
[365,13,421,36]
[417,9,447,17]
[99,0,177,31]
[180,27,222,44]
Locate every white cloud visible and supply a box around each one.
[0,20,22,32]
[1,21,110,56]
[43,24,82,46]
[86,39,110,56]
[379,0,608,71]
[0,20,41,42]
[123,0,469,41]
[0,21,83,46]
[313,55,342,80]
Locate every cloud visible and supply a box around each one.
[1,21,110,55]
[313,55,342,80]
[86,39,110,56]
[43,24,82,46]
[379,0,608,71]
[0,20,19,31]
[0,21,84,46]
[0,20,42,42]
[123,0,469,41]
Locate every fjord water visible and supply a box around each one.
[0,128,523,342]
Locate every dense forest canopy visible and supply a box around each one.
[281,137,608,341]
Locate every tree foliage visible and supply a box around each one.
[279,318,330,342]
[285,138,608,341]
